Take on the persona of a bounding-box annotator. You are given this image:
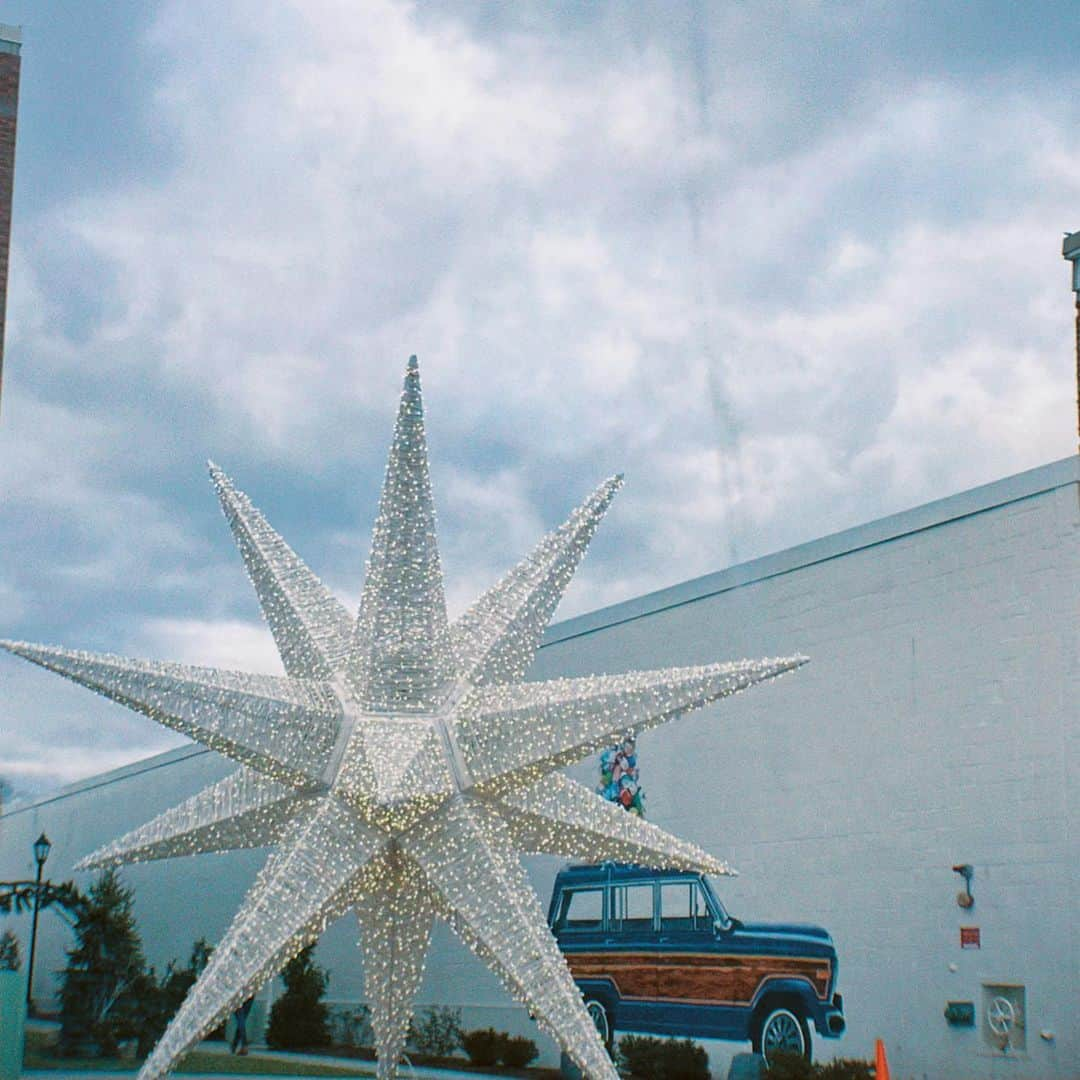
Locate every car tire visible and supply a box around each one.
[753,1005,811,1065]
[584,998,613,1054]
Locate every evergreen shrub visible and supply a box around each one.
[764,1053,874,1080]
[460,1027,502,1066]
[266,945,331,1050]
[815,1060,874,1080]
[132,939,214,1057]
[408,1005,463,1057]
[58,870,145,1057]
[330,1003,373,1049]
[0,929,20,971]
[617,1034,709,1079]
[764,1051,814,1080]
[499,1033,539,1067]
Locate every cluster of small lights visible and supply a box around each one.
[1,357,807,1080]
[1,644,343,789]
[455,658,803,794]
[450,474,624,689]
[349,357,455,713]
[498,772,729,871]
[81,766,315,867]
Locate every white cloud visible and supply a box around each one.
[0,579,25,625]
[0,741,166,786]
[45,11,1070,518]
[5,0,1079,792]
[0,658,190,798]
[138,617,284,675]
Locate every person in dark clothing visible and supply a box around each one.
[231,996,255,1055]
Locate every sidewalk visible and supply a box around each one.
[25,1066,488,1080]
[25,1066,490,1080]
[24,1042,515,1080]
[22,1020,546,1080]
[257,1049,496,1079]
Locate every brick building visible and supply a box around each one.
[0,24,20,414]
[1,455,1077,1077]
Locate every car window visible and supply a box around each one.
[613,884,654,932]
[692,882,711,925]
[561,888,603,931]
[660,881,712,931]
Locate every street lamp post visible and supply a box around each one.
[26,832,51,1012]
[1063,230,1080,454]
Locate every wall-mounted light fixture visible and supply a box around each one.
[952,864,974,908]
[944,1001,975,1027]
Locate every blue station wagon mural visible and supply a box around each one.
[548,863,846,1063]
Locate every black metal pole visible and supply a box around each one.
[26,857,44,1011]
[1064,231,1080,453]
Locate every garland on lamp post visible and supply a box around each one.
[0,837,85,1013]
[0,878,83,917]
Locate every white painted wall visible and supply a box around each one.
[2,457,1076,1079]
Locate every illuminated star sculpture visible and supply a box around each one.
[2,358,806,1080]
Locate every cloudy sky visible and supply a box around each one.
[1,0,1077,797]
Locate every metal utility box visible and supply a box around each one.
[0,968,26,1080]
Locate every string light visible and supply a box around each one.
[0,357,807,1080]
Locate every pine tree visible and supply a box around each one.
[58,869,147,1057]
[266,944,331,1050]
[0,928,20,970]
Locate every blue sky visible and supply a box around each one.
[1,0,1078,796]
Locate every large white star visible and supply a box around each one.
[2,358,806,1080]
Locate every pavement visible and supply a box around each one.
[22,1041,513,1080]
[25,1070,485,1080]
[255,1049,488,1079]
[22,1018,550,1080]
[24,1063,492,1080]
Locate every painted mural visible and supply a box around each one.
[548,862,846,1064]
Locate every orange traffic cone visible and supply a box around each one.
[874,1038,890,1080]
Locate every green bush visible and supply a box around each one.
[0,929,20,971]
[499,1034,539,1067]
[764,1051,815,1080]
[132,938,214,1057]
[764,1054,874,1080]
[459,1027,537,1068]
[617,1034,709,1079]
[330,1004,373,1049]
[460,1027,502,1067]
[408,1005,463,1057]
[266,946,331,1050]
[46,872,210,1060]
[814,1060,874,1080]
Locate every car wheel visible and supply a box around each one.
[584,998,613,1053]
[754,1006,811,1065]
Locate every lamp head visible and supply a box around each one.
[1063,230,1080,292]
[33,832,51,868]
[952,863,974,908]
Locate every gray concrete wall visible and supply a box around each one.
[2,456,1076,1078]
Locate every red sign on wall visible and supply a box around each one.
[960,926,981,949]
